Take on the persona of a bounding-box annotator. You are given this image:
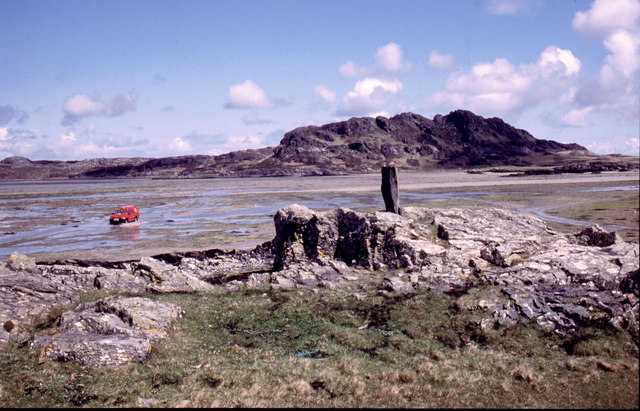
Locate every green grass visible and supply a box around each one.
[1,283,638,408]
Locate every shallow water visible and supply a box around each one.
[0,175,637,260]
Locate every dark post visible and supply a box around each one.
[381,166,400,214]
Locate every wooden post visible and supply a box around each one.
[381,166,400,214]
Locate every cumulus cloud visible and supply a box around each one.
[61,92,139,125]
[338,61,362,79]
[0,105,28,125]
[428,46,580,115]
[564,0,640,125]
[601,29,640,79]
[375,42,412,73]
[486,0,544,15]
[573,0,640,39]
[427,51,455,71]
[338,77,403,116]
[338,42,412,78]
[313,85,337,104]
[224,80,272,109]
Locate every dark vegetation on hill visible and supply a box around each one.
[0,110,637,180]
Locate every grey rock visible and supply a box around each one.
[573,224,622,247]
[7,252,38,273]
[32,296,183,366]
[135,257,213,293]
[383,275,415,295]
[0,270,78,346]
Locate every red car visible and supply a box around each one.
[109,205,139,224]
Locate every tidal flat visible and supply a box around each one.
[0,169,638,262]
[1,169,639,408]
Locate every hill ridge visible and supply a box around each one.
[1,109,636,180]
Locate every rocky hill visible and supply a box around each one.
[0,110,636,180]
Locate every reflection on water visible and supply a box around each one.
[0,179,637,259]
[113,223,140,241]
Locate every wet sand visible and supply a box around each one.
[1,170,637,262]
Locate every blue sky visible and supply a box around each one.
[1,0,638,160]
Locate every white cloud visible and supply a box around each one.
[61,92,139,125]
[0,128,41,158]
[586,135,640,155]
[428,46,581,115]
[338,61,362,78]
[538,46,581,76]
[486,0,544,15]
[427,51,455,70]
[573,0,640,39]
[338,77,403,116]
[169,137,192,152]
[338,42,412,79]
[368,111,390,118]
[224,80,272,109]
[375,42,412,73]
[313,85,337,104]
[63,94,104,117]
[564,0,640,126]
[602,29,640,78]
[0,123,153,160]
[560,107,595,127]
[58,131,77,147]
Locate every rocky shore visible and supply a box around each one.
[1,204,638,367]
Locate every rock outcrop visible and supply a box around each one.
[0,204,638,366]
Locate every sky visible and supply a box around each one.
[0,0,639,161]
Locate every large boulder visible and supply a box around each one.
[31,296,183,367]
[0,268,78,346]
[7,252,38,273]
[272,204,445,272]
